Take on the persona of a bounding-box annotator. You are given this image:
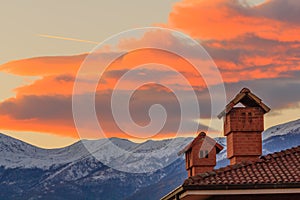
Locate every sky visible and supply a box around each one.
[1,0,300,148]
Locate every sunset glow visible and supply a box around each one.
[1,0,300,147]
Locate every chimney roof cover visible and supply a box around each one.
[217,88,270,119]
[178,132,223,156]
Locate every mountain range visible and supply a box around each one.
[1,119,300,199]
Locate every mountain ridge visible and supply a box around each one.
[1,118,300,170]
[0,119,300,199]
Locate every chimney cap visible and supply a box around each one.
[199,132,206,137]
[178,132,223,156]
[218,88,270,119]
[240,87,251,93]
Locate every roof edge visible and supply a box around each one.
[160,186,184,200]
[182,182,300,191]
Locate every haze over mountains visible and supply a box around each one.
[0,119,300,199]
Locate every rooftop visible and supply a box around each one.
[184,145,300,188]
[161,145,300,200]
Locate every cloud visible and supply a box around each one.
[0,55,86,76]
[1,74,300,139]
[238,0,300,25]
[0,85,214,139]
[0,51,124,76]
[167,0,300,41]
[202,33,300,82]
[9,26,300,97]
[0,95,73,120]
[117,29,210,60]
[13,75,75,96]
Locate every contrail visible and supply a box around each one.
[37,34,99,44]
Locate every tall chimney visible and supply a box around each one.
[179,132,223,177]
[218,88,270,165]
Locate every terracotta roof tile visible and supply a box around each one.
[183,145,300,186]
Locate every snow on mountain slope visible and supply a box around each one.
[0,133,192,172]
[0,133,93,169]
[1,118,299,171]
[262,119,300,155]
[263,119,300,140]
[1,119,300,199]
[86,137,193,173]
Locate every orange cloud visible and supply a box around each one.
[0,87,208,139]
[6,50,208,98]
[0,54,85,76]
[14,75,75,96]
[0,115,77,138]
[167,0,300,41]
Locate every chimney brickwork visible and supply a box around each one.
[218,88,270,165]
[225,107,264,165]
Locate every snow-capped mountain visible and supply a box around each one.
[0,133,191,199]
[0,134,192,172]
[0,119,299,199]
[262,119,300,155]
[82,137,193,173]
[263,119,300,140]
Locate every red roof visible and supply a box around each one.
[183,145,300,186]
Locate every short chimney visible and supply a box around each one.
[179,132,223,177]
[218,88,270,165]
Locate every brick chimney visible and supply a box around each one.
[218,88,270,165]
[179,132,223,177]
